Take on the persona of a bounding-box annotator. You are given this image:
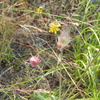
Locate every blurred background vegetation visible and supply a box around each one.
[0,0,100,100]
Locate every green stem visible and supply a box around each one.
[59,49,63,100]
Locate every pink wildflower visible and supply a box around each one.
[26,54,40,67]
[30,56,40,67]
[57,25,71,50]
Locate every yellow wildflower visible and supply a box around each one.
[37,6,43,13]
[49,21,61,34]
[37,8,43,13]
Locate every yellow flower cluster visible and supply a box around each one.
[37,6,43,13]
[49,21,61,34]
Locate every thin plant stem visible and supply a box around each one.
[58,49,63,100]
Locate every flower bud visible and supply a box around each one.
[30,56,40,67]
